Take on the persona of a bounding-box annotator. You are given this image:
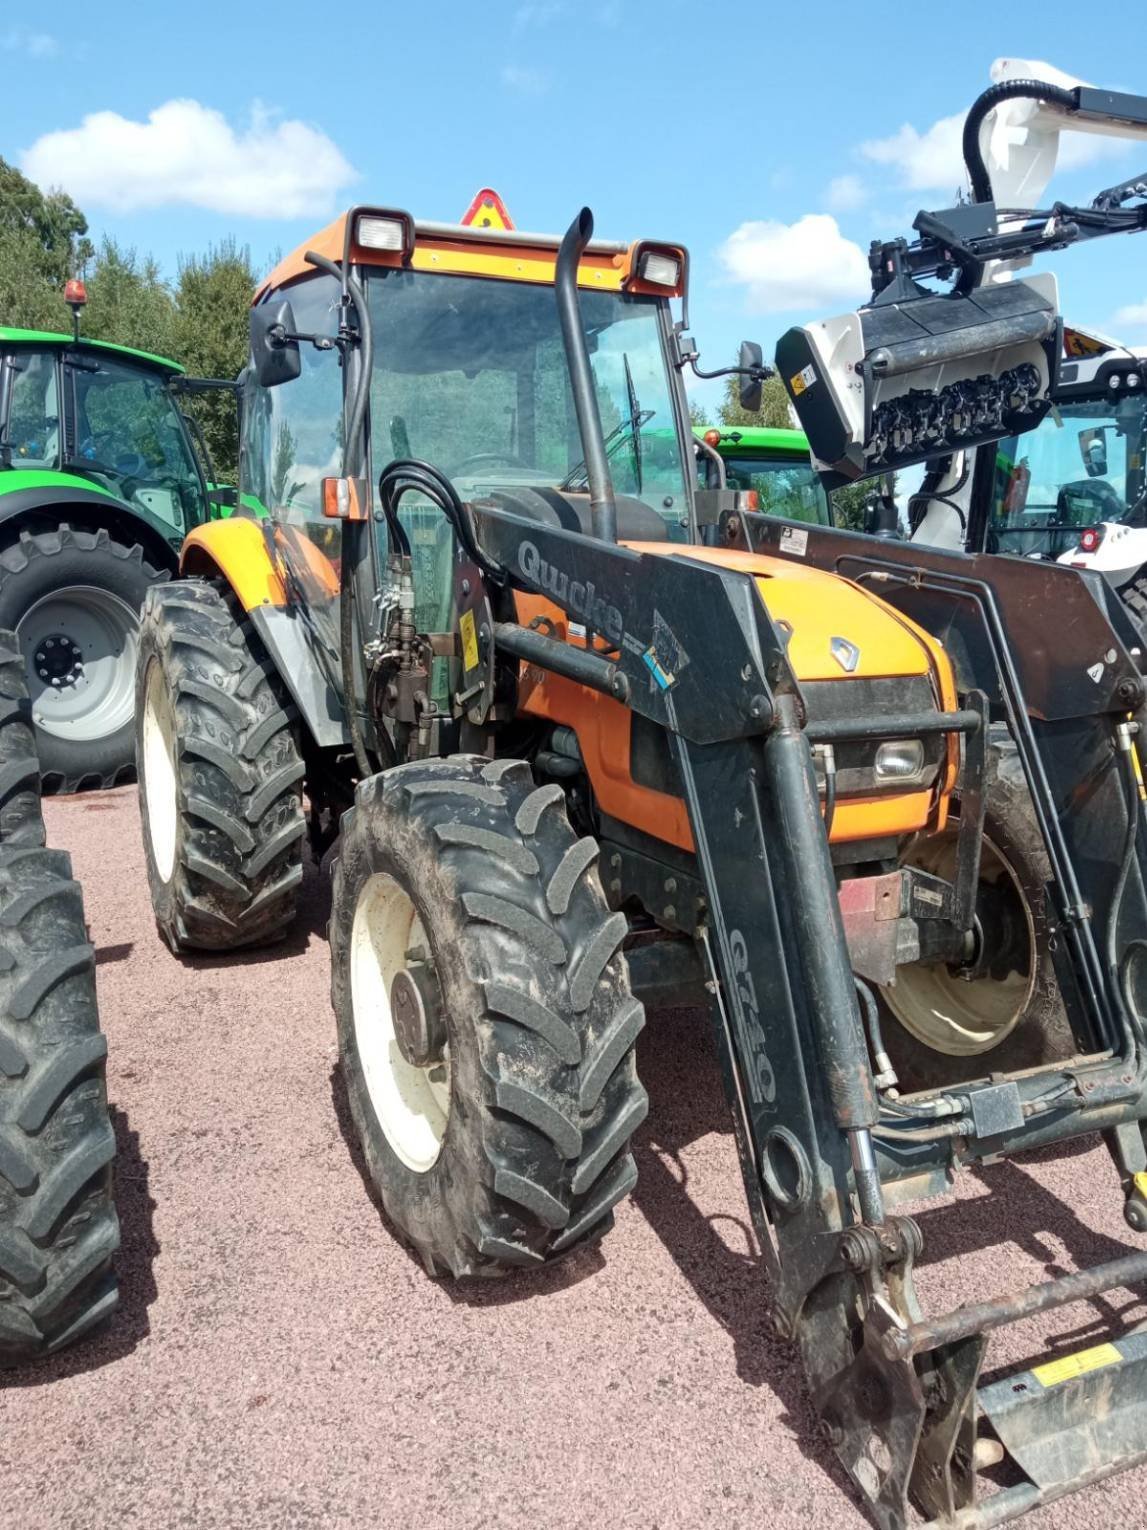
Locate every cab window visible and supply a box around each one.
[5,352,60,468]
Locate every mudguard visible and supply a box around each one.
[180,517,349,748]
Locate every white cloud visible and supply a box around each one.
[2,26,57,57]
[860,111,967,194]
[20,99,357,218]
[1114,301,1147,331]
[824,173,866,212]
[500,64,548,95]
[717,214,870,313]
[860,58,1130,195]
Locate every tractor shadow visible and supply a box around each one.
[626,1003,1147,1501]
[2,1107,160,1388]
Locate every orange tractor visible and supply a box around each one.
[134,82,1147,1527]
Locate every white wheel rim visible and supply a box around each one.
[141,659,179,883]
[881,830,1035,1056]
[18,586,139,742]
[350,873,450,1173]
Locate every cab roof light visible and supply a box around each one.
[638,249,681,287]
[347,206,415,262]
[624,241,688,296]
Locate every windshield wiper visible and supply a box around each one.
[623,354,643,494]
[561,366,655,493]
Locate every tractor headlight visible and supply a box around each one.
[874,739,926,783]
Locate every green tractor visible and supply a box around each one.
[0,319,228,789]
[694,423,832,523]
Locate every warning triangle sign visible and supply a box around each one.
[460,188,515,230]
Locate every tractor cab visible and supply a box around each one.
[0,329,212,538]
[0,326,224,790]
[695,424,832,524]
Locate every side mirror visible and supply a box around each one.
[738,341,764,414]
[250,300,302,389]
[1079,426,1109,478]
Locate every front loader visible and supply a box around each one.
[137,107,1147,1526]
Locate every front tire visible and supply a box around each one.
[135,580,305,952]
[0,631,119,1366]
[330,757,648,1277]
[880,729,1074,1089]
[0,524,167,793]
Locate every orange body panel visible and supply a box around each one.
[516,542,960,855]
[181,518,287,609]
[181,519,340,611]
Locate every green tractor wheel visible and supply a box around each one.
[0,525,167,793]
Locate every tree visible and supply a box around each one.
[83,239,176,359]
[172,241,258,482]
[688,398,711,428]
[717,365,794,430]
[0,157,92,332]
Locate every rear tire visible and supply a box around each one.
[135,579,305,952]
[330,757,648,1277]
[0,631,119,1367]
[0,524,167,793]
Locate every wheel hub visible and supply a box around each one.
[390,962,446,1068]
[33,633,85,690]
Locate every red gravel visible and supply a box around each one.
[2,784,1146,1528]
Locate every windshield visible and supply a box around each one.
[365,269,689,535]
[706,452,831,525]
[988,396,1147,557]
[71,356,206,530]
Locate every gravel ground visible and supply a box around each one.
[3,784,1147,1529]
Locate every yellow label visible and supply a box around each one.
[1031,1342,1121,1388]
[459,608,479,672]
[791,371,808,396]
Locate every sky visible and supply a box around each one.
[3,0,1147,414]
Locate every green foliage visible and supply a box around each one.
[83,240,177,358]
[688,397,711,428]
[172,242,258,482]
[0,156,92,332]
[828,479,872,530]
[717,364,794,429]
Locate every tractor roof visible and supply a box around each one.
[697,425,812,455]
[0,327,184,375]
[256,207,686,302]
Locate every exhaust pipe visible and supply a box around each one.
[555,208,617,544]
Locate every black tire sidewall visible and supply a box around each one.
[0,533,163,789]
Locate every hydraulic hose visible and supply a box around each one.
[1107,736,1147,1062]
[962,79,1077,204]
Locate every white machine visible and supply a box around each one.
[778,59,1147,554]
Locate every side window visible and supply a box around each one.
[6,352,59,468]
[248,274,343,521]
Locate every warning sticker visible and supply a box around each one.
[780,525,808,558]
[1031,1342,1121,1388]
[459,608,480,672]
[790,364,817,396]
[642,609,690,692]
